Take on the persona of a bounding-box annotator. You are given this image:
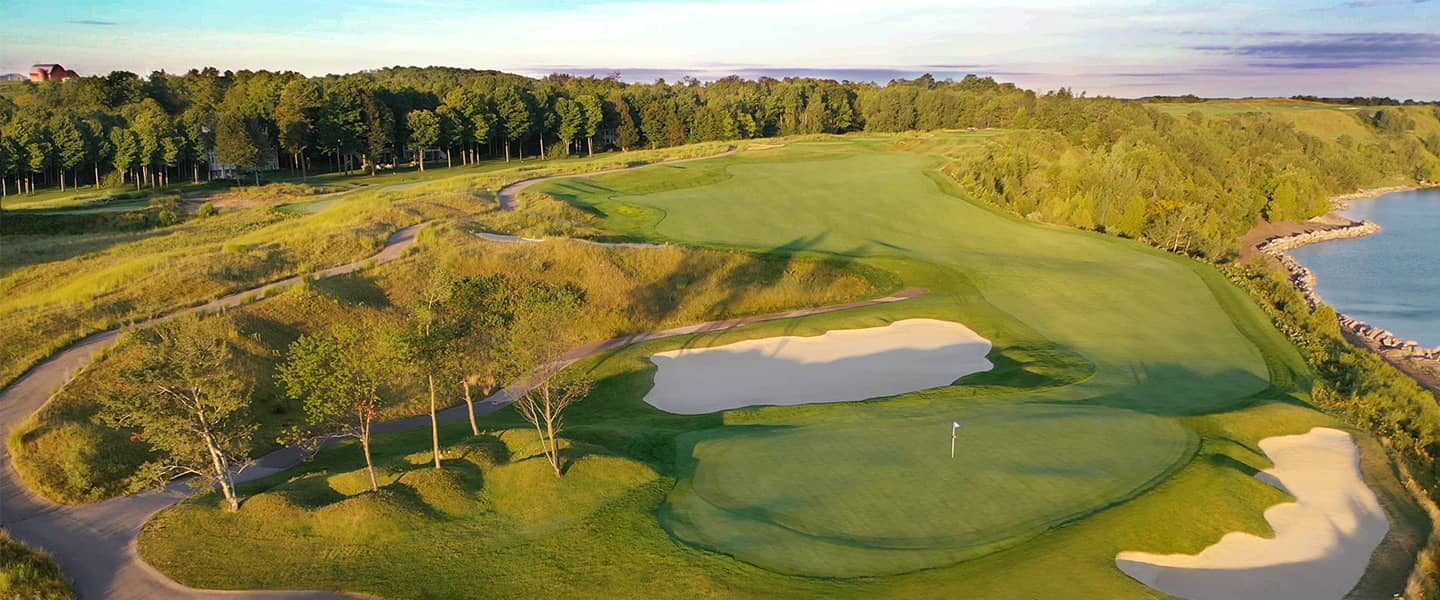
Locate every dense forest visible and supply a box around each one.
[2,66,1438,257]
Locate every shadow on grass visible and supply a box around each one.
[313,273,390,308]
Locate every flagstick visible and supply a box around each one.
[950,422,959,459]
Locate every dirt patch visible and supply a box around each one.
[1239,214,1358,260]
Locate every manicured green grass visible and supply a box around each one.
[138,137,1426,597]
[668,404,1195,577]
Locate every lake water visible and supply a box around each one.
[1289,188,1440,348]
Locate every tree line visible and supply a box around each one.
[0,67,1030,196]
[947,95,1440,257]
[6,67,1436,262]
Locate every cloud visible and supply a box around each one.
[67,19,117,26]
[1192,32,1440,69]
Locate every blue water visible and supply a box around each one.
[1289,188,1440,347]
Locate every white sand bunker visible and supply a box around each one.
[643,319,992,414]
[1116,427,1388,600]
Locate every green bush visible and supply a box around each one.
[9,421,141,503]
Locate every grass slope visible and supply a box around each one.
[0,143,736,392]
[1147,98,1440,143]
[0,533,73,600]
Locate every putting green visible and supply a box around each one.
[668,403,1195,576]
[539,138,1292,579]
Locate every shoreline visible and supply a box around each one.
[1257,210,1440,392]
[1331,182,1440,211]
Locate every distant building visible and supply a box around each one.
[0,73,27,81]
[29,64,76,82]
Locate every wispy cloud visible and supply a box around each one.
[67,19,117,26]
[1193,32,1440,69]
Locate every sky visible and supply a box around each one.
[2,0,1438,99]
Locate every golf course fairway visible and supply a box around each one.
[528,136,1407,590]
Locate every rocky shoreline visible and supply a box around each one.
[1330,183,1439,210]
[1259,218,1440,373]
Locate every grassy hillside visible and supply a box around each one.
[9,214,876,503]
[0,143,737,392]
[0,533,73,600]
[1148,98,1440,143]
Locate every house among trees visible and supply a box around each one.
[29,64,76,82]
[207,148,280,180]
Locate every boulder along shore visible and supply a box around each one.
[1258,217,1440,392]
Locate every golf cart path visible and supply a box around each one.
[0,224,424,600]
[0,145,923,600]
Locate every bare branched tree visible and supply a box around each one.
[99,315,256,511]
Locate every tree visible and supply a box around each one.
[0,132,11,199]
[276,78,321,178]
[611,94,640,151]
[555,97,583,157]
[110,127,139,188]
[500,285,591,478]
[161,133,187,187]
[97,315,256,512]
[278,323,402,492]
[15,119,51,193]
[496,87,532,161]
[214,111,260,184]
[361,91,392,175]
[578,94,604,157]
[131,101,171,187]
[79,116,105,187]
[50,114,86,191]
[400,270,463,469]
[641,101,667,149]
[319,77,369,174]
[406,109,440,172]
[178,108,211,182]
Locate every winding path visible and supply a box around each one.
[0,225,424,600]
[0,145,921,600]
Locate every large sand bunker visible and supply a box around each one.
[643,319,992,414]
[1116,427,1388,600]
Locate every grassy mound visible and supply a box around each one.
[140,428,687,598]
[0,533,73,600]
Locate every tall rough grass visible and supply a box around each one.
[0,532,73,600]
[10,221,878,503]
[0,143,742,392]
